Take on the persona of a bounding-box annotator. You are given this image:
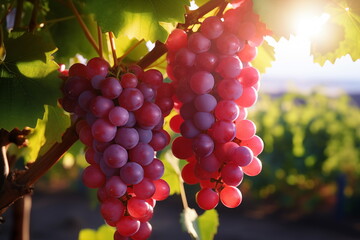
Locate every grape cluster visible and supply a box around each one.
[166,2,267,210]
[60,57,172,239]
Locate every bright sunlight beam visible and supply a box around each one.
[295,13,330,39]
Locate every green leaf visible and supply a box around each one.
[195,0,210,7]
[251,39,275,73]
[311,0,360,64]
[95,225,115,239]
[16,105,70,163]
[86,0,190,42]
[46,0,98,63]
[160,149,182,195]
[78,229,97,240]
[180,208,199,239]
[78,224,115,240]
[197,209,219,240]
[180,208,219,240]
[115,35,148,64]
[0,32,61,130]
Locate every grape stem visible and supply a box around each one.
[97,24,103,59]
[67,0,101,56]
[179,177,190,210]
[108,32,118,66]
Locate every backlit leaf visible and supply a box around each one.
[86,0,190,42]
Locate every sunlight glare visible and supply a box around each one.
[295,13,330,39]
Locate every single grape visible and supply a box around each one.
[129,143,154,166]
[188,32,211,53]
[216,55,243,78]
[133,178,156,199]
[242,156,262,176]
[143,158,164,180]
[118,88,144,111]
[105,176,127,198]
[127,197,152,219]
[82,164,106,188]
[200,16,224,39]
[152,179,170,201]
[189,71,215,95]
[220,186,242,208]
[115,127,139,150]
[131,222,152,240]
[120,162,144,185]
[91,119,116,142]
[196,188,219,210]
[103,144,128,168]
[116,216,140,237]
[192,133,214,158]
[100,198,125,223]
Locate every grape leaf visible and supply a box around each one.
[0,32,60,131]
[160,149,182,195]
[195,0,210,7]
[46,0,98,63]
[115,35,148,64]
[78,224,115,240]
[180,208,219,240]
[180,208,199,239]
[197,209,219,240]
[78,229,97,240]
[311,0,360,64]
[86,0,190,42]
[14,105,70,163]
[251,39,275,73]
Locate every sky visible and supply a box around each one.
[259,14,360,95]
[260,36,360,94]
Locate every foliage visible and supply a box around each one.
[248,91,360,214]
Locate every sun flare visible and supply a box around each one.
[295,13,330,39]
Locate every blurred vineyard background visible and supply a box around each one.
[2,86,360,240]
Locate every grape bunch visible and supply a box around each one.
[60,57,172,239]
[166,1,268,210]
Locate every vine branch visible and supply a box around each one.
[0,123,78,216]
[67,0,101,56]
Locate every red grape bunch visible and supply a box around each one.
[166,0,268,210]
[60,57,172,240]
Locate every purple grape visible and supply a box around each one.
[120,162,144,185]
[115,127,139,150]
[103,144,128,168]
